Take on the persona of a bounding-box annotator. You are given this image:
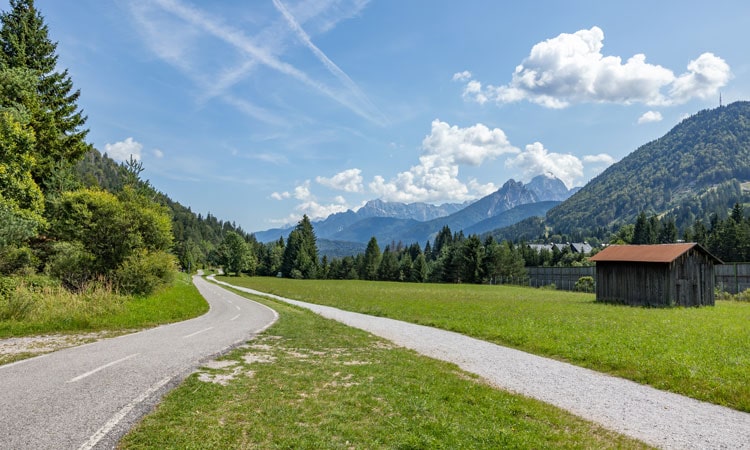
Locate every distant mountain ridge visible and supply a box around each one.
[255,174,577,251]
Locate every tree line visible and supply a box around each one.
[220,218,530,284]
[219,203,750,285]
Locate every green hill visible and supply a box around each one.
[546,101,750,234]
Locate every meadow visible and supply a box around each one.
[121,290,649,449]
[219,276,750,413]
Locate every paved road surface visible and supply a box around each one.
[0,276,278,449]
[214,278,750,450]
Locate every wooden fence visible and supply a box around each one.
[514,264,750,294]
[715,264,750,294]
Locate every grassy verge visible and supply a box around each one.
[0,272,208,338]
[121,290,649,449]
[219,276,750,413]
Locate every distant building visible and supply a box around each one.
[528,242,593,254]
[589,243,721,307]
[570,242,593,254]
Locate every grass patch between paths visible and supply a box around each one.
[220,277,750,413]
[121,289,649,449]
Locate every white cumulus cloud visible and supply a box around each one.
[638,110,663,124]
[104,137,143,162]
[452,70,472,82]
[315,168,364,192]
[505,142,583,188]
[270,191,291,200]
[294,182,312,201]
[583,153,616,165]
[460,26,731,109]
[369,120,518,203]
[294,200,349,221]
[272,179,352,224]
[669,52,732,103]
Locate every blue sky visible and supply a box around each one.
[36,0,749,232]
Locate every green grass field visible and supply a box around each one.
[121,291,649,449]
[218,276,750,413]
[0,272,208,338]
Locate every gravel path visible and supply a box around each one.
[212,278,750,450]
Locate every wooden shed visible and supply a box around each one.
[589,243,722,307]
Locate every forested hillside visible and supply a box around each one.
[547,102,750,234]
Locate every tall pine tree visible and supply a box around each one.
[0,0,89,186]
[281,215,319,279]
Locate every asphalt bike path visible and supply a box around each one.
[212,277,750,450]
[0,275,278,450]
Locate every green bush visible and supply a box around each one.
[735,289,750,302]
[115,250,176,296]
[0,245,38,275]
[45,241,95,290]
[574,276,595,292]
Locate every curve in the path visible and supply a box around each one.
[0,275,278,450]
[213,278,750,450]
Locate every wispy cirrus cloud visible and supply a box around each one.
[272,0,387,125]
[129,0,385,125]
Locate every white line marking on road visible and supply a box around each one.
[230,314,240,321]
[235,305,241,311]
[183,327,213,338]
[68,354,139,383]
[78,376,171,450]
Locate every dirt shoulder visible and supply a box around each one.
[0,330,138,365]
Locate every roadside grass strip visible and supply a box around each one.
[0,272,207,338]
[219,277,750,413]
[120,294,649,449]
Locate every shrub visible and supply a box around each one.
[45,241,95,291]
[115,250,176,296]
[735,289,750,302]
[0,245,39,275]
[574,276,595,292]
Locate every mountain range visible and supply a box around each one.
[255,174,578,252]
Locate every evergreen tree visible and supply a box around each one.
[361,236,381,280]
[632,212,650,244]
[411,253,427,282]
[281,215,319,278]
[658,217,678,244]
[0,0,89,185]
[377,246,399,281]
[459,234,483,284]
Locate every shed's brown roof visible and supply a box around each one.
[589,243,722,264]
